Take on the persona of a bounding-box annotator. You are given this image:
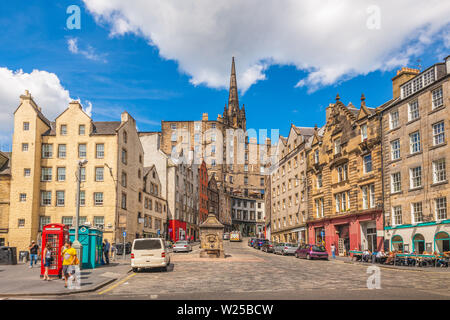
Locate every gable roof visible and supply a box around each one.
[0,151,11,175]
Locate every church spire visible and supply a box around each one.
[228,57,239,112]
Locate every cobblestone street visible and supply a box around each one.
[77,240,450,300]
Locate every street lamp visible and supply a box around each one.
[73,159,88,269]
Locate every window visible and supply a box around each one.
[170,123,177,130]
[194,133,200,143]
[18,219,25,228]
[78,144,87,158]
[392,206,402,226]
[391,172,401,193]
[411,202,423,223]
[62,216,73,228]
[57,167,66,181]
[337,164,348,182]
[171,132,177,142]
[123,131,128,143]
[24,168,30,177]
[79,124,85,135]
[94,192,103,206]
[363,154,372,173]
[244,176,248,185]
[317,173,322,188]
[212,159,216,167]
[432,87,443,109]
[121,149,127,164]
[435,197,447,220]
[22,143,28,152]
[433,159,446,183]
[121,193,127,209]
[334,138,341,154]
[23,122,29,131]
[58,144,66,158]
[79,190,85,206]
[315,198,324,218]
[94,216,105,229]
[409,131,421,154]
[19,193,26,202]
[60,124,67,135]
[314,149,319,164]
[41,167,52,181]
[390,111,399,129]
[244,164,248,172]
[362,184,375,209]
[95,167,104,181]
[41,191,51,206]
[410,166,422,188]
[432,121,445,146]
[80,167,86,181]
[56,191,65,206]
[211,145,216,154]
[408,100,419,121]
[42,144,52,158]
[361,124,368,141]
[96,144,104,158]
[390,139,400,160]
[40,216,50,230]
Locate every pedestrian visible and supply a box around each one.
[61,241,78,288]
[43,243,53,281]
[331,243,336,259]
[28,240,39,268]
[103,239,110,265]
[111,243,117,261]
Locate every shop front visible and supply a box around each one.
[307,210,383,255]
[385,221,450,254]
[168,220,187,242]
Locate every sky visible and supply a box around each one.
[0,0,449,149]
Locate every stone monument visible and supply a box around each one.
[199,212,225,258]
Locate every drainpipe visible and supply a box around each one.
[379,111,386,250]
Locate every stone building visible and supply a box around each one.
[207,173,219,218]
[269,125,314,244]
[307,94,384,255]
[231,195,263,236]
[381,56,450,254]
[7,91,144,251]
[141,165,168,238]
[0,151,11,246]
[199,161,209,224]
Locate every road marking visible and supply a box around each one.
[98,273,136,295]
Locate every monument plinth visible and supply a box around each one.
[199,213,225,258]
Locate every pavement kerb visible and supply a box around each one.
[0,268,133,298]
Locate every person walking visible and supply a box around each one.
[111,243,116,261]
[331,243,336,259]
[28,240,39,268]
[61,241,78,288]
[42,243,53,281]
[103,239,110,265]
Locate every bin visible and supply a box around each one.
[0,247,17,265]
[69,225,103,269]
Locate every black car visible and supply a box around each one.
[260,240,274,253]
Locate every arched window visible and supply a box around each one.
[434,232,450,253]
[391,235,403,252]
[412,234,425,254]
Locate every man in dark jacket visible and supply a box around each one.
[28,241,39,268]
[103,239,110,265]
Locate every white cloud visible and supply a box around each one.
[0,67,72,144]
[83,0,450,93]
[67,37,107,63]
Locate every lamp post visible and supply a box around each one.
[73,159,88,269]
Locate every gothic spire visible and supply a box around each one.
[228,57,239,112]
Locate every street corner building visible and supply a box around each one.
[381,57,450,254]
[6,91,147,252]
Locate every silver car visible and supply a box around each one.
[274,243,298,255]
[172,241,192,253]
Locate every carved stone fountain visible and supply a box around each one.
[199,212,225,258]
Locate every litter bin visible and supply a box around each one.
[0,247,17,265]
[19,251,29,263]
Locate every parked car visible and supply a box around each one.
[273,243,298,255]
[261,241,275,253]
[172,241,192,253]
[223,232,230,240]
[248,238,257,247]
[252,239,266,249]
[116,242,132,255]
[295,244,329,260]
[131,238,170,272]
[230,231,242,242]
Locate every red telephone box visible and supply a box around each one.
[40,223,69,278]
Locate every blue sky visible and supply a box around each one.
[0,1,449,149]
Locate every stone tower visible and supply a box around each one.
[223,57,246,130]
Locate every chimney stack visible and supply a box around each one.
[202,113,208,121]
[392,67,420,99]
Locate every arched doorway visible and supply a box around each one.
[412,234,425,253]
[434,232,450,253]
[391,235,403,252]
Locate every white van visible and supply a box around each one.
[131,238,170,272]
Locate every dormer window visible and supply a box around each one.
[401,67,435,99]
[361,124,368,141]
[334,138,341,154]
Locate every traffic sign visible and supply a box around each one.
[123,231,126,237]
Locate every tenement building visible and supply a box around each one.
[307,94,384,255]
[381,56,450,254]
[269,125,314,244]
[8,91,144,251]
